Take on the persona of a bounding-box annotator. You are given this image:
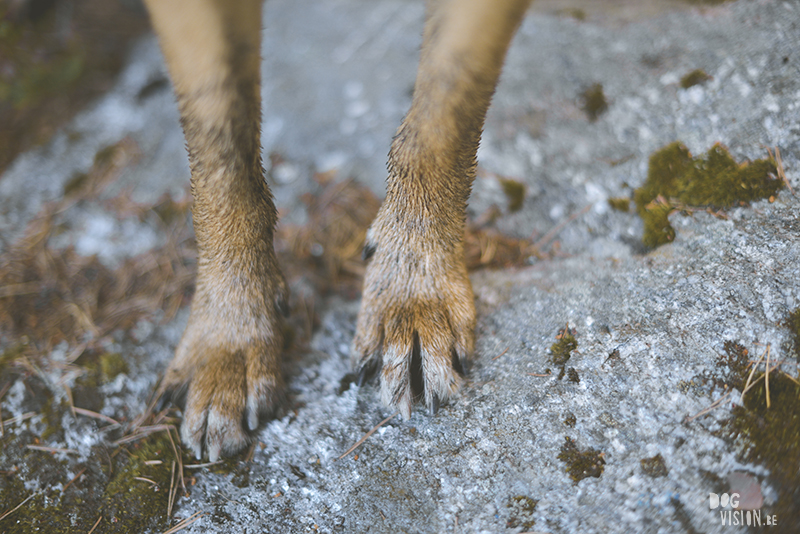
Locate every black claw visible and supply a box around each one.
[156,389,172,412]
[155,385,187,412]
[171,385,188,412]
[409,332,424,403]
[276,295,290,317]
[357,365,369,387]
[451,348,468,377]
[357,359,379,386]
[362,241,377,261]
[429,393,440,416]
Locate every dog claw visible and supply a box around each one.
[246,408,259,432]
[357,366,369,387]
[357,358,379,387]
[451,347,468,377]
[208,443,221,463]
[156,385,187,412]
[276,296,289,318]
[156,390,171,412]
[362,241,377,261]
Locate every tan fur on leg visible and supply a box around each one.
[353,0,532,417]
[147,0,531,456]
[145,0,287,460]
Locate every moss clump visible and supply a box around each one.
[608,197,630,212]
[716,340,750,391]
[550,326,577,366]
[564,412,577,427]
[0,399,186,534]
[787,308,800,359]
[0,466,75,532]
[725,371,800,530]
[680,69,712,89]
[76,351,128,386]
[634,142,781,248]
[102,434,176,533]
[640,454,668,478]
[634,142,693,211]
[506,495,538,530]
[640,198,677,248]
[0,340,28,372]
[682,144,779,206]
[499,178,525,212]
[567,367,580,383]
[70,352,128,413]
[580,83,608,122]
[558,437,605,483]
[99,352,128,382]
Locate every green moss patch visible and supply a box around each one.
[567,367,580,383]
[550,326,577,366]
[634,142,781,248]
[0,422,186,533]
[499,178,526,212]
[640,454,668,478]
[787,308,800,359]
[506,495,538,530]
[608,197,631,212]
[680,69,712,89]
[716,341,751,391]
[580,83,608,122]
[711,330,800,529]
[558,437,605,483]
[101,434,176,532]
[725,371,800,530]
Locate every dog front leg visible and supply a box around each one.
[353,0,532,417]
[145,0,287,461]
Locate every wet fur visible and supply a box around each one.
[145,0,531,460]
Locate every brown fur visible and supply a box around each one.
[145,0,531,460]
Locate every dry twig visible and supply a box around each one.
[73,407,120,426]
[87,516,102,534]
[686,391,733,422]
[765,344,772,408]
[27,445,78,455]
[766,145,792,196]
[741,345,767,402]
[0,492,39,522]
[162,511,204,534]
[62,467,87,493]
[492,347,510,361]
[532,204,592,252]
[337,411,399,461]
[168,461,177,518]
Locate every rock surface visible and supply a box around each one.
[1,0,799,532]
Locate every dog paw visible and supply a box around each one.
[157,268,287,461]
[352,227,475,418]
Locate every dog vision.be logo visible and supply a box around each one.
[709,493,777,527]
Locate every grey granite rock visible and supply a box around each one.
[1,0,798,532]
